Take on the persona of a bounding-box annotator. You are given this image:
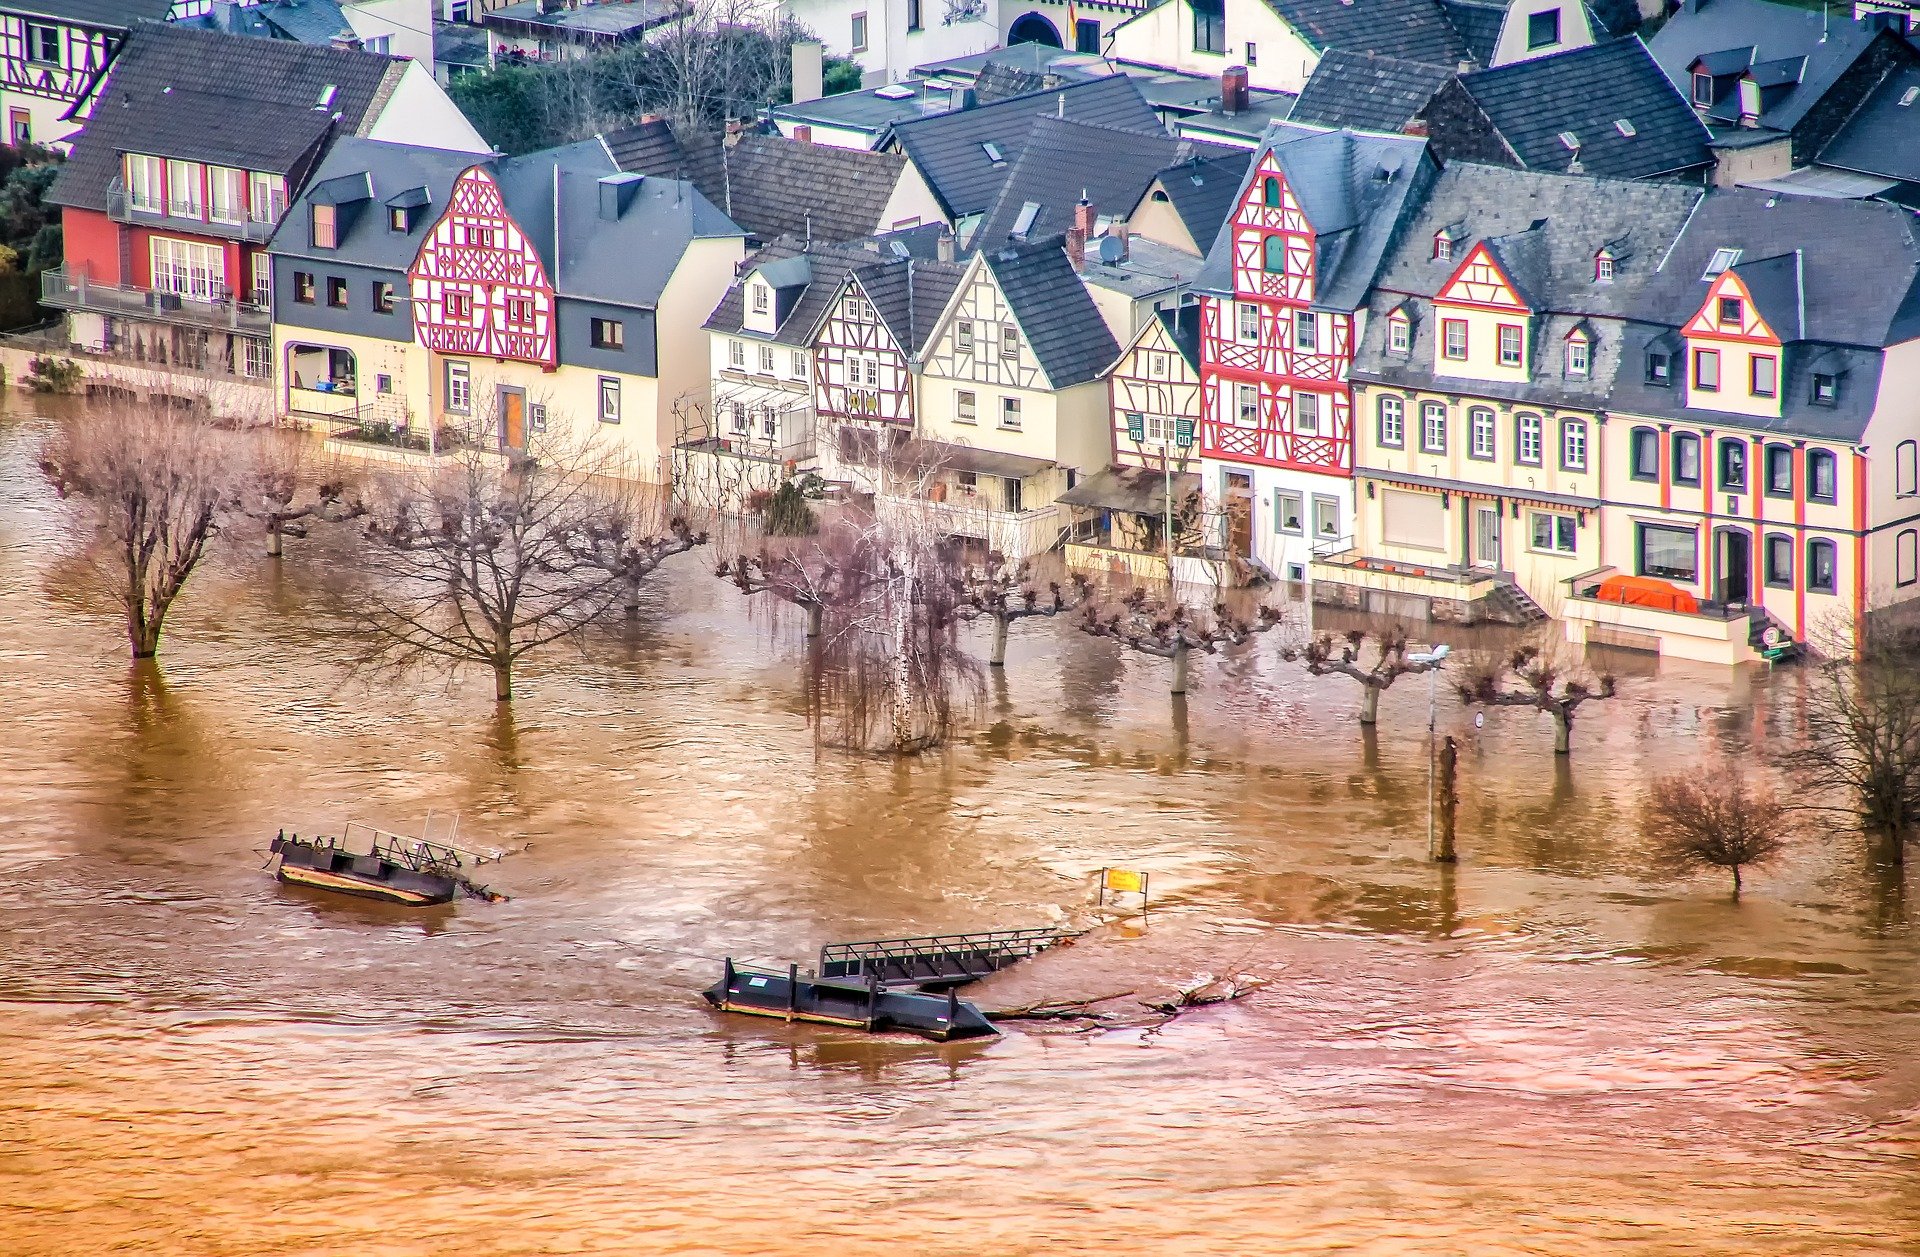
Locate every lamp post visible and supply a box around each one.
[1409,644,1451,860]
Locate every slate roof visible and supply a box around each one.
[50,22,403,211]
[1448,37,1711,179]
[1195,123,1436,312]
[1438,0,1504,64]
[256,0,354,46]
[979,235,1120,388]
[1136,150,1254,253]
[1157,301,1202,371]
[859,251,967,352]
[702,236,963,354]
[971,115,1227,252]
[1263,0,1474,66]
[606,124,911,244]
[1291,49,1454,133]
[3,0,168,28]
[885,75,1162,221]
[1817,62,1920,182]
[1646,0,1886,135]
[271,136,474,268]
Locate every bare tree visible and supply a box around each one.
[1281,625,1440,725]
[718,533,879,638]
[357,432,700,703]
[1644,768,1791,896]
[1788,622,1920,865]
[1078,586,1282,695]
[39,403,244,660]
[1455,641,1616,754]
[240,435,366,559]
[953,555,1090,668]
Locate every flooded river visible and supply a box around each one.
[3,399,1918,1255]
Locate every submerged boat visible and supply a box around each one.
[268,821,506,907]
[703,959,998,1042]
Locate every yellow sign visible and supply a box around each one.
[1103,867,1145,894]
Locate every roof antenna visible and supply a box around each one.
[1057,92,1065,118]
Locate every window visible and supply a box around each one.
[1693,348,1720,391]
[1295,390,1319,434]
[845,294,871,322]
[956,320,974,352]
[1703,248,1741,279]
[1638,523,1698,583]
[1147,350,1170,378]
[250,252,270,305]
[728,339,744,368]
[1433,233,1454,263]
[1469,407,1495,460]
[498,296,529,328]
[1262,236,1286,273]
[166,160,203,218]
[389,206,409,233]
[293,270,315,304]
[1765,444,1793,497]
[1647,351,1671,385]
[1294,310,1316,351]
[1719,438,1747,490]
[26,22,59,64]
[1382,488,1445,550]
[1421,400,1446,453]
[1313,496,1339,540]
[1497,325,1522,368]
[208,167,244,224]
[1672,432,1701,486]
[326,276,348,308]
[311,204,337,248]
[1900,441,1919,497]
[460,224,494,249]
[1388,312,1410,353]
[1260,177,1279,207]
[850,11,867,49]
[751,283,769,314]
[759,344,775,373]
[1808,449,1837,503]
[1527,7,1560,49]
[1377,395,1404,448]
[729,402,749,434]
[1751,354,1777,398]
[1808,539,1838,593]
[150,237,222,301]
[1630,427,1659,482]
[1903,530,1919,587]
[1561,419,1588,471]
[1246,40,1258,65]
[591,317,624,349]
[443,290,471,321]
[1275,490,1303,534]
[363,34,389,53]
[596,377,619,424]
[241,338,270,380]
[1193,0,1224,54]
[1566,333,1589,376]
[1812,372,1838,406]
[907,0,922,30]
[1595,252,1615,282]
[1530,511,1578,555]
[1000,323,1020,360]
[1238,302,1259,342]
[1000,396,1021,429]
[1692,71,1713,107]
[1442,320,1467,360]
[1718,296,1743,327]
[376,373,392,394]
[1764,533,1793,588]
[126,155,162,212]
[1237,383,1258,424]
[445,361,470,414]
[248,172,284,225]
[1517,413,1542,466]
[955,390,976,424]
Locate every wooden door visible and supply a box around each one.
[1224,471,1253,557]
[1472,503,1500,569]
[502,391,526,451]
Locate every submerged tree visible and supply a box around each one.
[358,433,700,702]
[1789,622,1920,865]
[718,536,876,639]
[953,556,1090,668]
[39,403,243,659]
[241,437,365,559]
[1455,641,1616,754]
[1281,625,1442,725]
[1644,767,1791,896]
[1077,587,1282,695]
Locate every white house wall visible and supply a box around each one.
[1103,0,1317,92]
[365,61,491,154]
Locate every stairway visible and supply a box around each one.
[1485,579,1550,625]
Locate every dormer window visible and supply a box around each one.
[1691,71,1712,107]
[1566,330,1590,376]
[1434,232,1454,262]
[1811,372,1838,406]
[1527,8,1560,50]
[1718,296,1743,326]
[1647,351,1671,385]
[1388,309,1410,353]
[1595,251,1615,282]
[311,204,337,249]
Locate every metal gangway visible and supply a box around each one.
[341,814,502,876]
[817,926,1072,989]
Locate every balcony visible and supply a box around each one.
[107,179,284,243]
[1560,566,1758,665]
[1309,539,1506,622]
[43,267,271,337]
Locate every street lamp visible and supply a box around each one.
[1408,644,1452,860]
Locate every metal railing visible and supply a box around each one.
[107,178,282,242]
[818,927,1070,987]
[42,266,272,335]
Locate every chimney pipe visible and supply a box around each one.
[1402,117,1429,138]
[936,230,955,263]
[791,40,824,104]
[1221,65,1249,116]
[1115,221,1130,261]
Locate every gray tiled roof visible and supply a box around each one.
[1448,38,1711,180]
[885,75,1162,221]
[1264,0,1474,66]
[50,22,403,211]
[1438,0,1503,64]
[1138,150,1254,253]
[1606,326,1886,441]
[1817,63,1920,183]
[1291,49,1454,134]
[272,136,474,269]
[1647,0,1883,135]
[3,0,168,28]
[702,236,963,354]
[860,252,968,352]
[1195,123,1436,311]
[982,235,1120,388]
[257,0,353,46]
[1157,302,1202,371]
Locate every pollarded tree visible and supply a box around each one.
[718,534,878,639]
[1455,641,1616,755]
[1281,625,1441,725]
[953,555,1090,667]
[1078,587,1282,695]
[242,436,366,559]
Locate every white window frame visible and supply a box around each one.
[126,155,163,213]
[1421,401,1446,454]
[165,159,203,219]
[598,377,620,424]
[728,339,745,369]
[1566,334,1589,376]
[1275,489,1303,535]
[1529,510,1578,556]
[1388,314,1410,353]
[1517,413,1542,466]
[1561,419,1588,471]
[445,361,471,414]
[248,171,285,225]
[1294,390,1319,435]
[1469,407,1495,460]
[1377,394,1404,447]
[1237,302,1259,343]
[1000,396,1022,429]
[208,166,245,225]
[758,344,775,374]
[1236,382,1258,425]
[955,389,977,424]
[149,236,222,302]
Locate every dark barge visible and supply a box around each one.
[269,823,504,907]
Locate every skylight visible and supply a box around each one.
[1557,130,1580,150]
[874,83,916,100]
[1011,200,1040,238]
[1703,247,1741,279]
[1903,86,1919,107]
[1614,118,1637,137]
[981,141,1005,165]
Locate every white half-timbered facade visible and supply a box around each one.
[814,274,913,429]
[407,166,557,367]
[0,0,171,146]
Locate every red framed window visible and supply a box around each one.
[442,290,472,320]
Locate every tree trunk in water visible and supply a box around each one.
[266,523,283,559]
[1170,644,1190,695]
[990,615,1009,668]
[1435,735,1459,863]
[625,578,640,619]
[888,567,915,753]
[493,646,513,703]
[805,601,823,639]
[1553,708,1572,754]
[1731,864,1743,897]
[1359,684,1380,725]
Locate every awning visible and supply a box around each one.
[1058,465,1201,515]
[900,438,1055,480]
[1358,468,1599,512]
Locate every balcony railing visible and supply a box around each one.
[107,178,283,243]
[43,266,272,336]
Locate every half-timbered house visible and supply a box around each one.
[0,0,176,147]
[1192,123,1434,583]
[43,24,484,396]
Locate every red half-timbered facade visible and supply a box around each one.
[812,274,913,427]
[1198,152,1356,477]
[407,166,556,367]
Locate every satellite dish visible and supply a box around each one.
[1095,235,1125,265]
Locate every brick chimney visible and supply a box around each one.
[1066,193,1094,271]
[1221,65,1249,116]
[1115,220,1131,261]
[1403,118,1429,138]
[794,124,813,143]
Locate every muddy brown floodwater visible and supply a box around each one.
[3,397,1919,1256]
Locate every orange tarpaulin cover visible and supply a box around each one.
[1593,574,1699,614]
